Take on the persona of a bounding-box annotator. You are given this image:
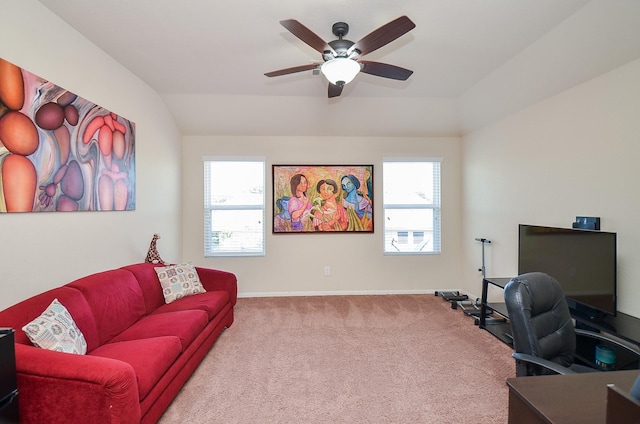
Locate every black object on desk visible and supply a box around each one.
[0,328,19,424]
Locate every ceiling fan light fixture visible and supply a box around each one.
[321,58,360,86]
[266,17,415,98]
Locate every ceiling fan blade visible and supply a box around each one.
[328,83,343,98]
[264,63,319,77]
[280,19,333,55]
[352,16,415,56]
[359,61,413,80]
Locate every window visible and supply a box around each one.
[383,159,441,254]
[204,159,265,257]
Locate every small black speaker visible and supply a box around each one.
[572,216,600,230]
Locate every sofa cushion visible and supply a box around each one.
[152,290,230,320]
[109,310,209,350]
[90,336,182,400]
[67,269,147,345]
[0,286,100,350]
[22,298,88,354]
[121,263,166,313]
[154,263,205,304]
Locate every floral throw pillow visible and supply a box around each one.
[154,263,205,304]
[22,298,87,354]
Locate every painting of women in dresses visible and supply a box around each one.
[272,165,373,233]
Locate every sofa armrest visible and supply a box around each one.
[15,344,141,424]
[196,267,238,306]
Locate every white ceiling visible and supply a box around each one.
[36,0,640,137]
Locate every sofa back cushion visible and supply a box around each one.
[120,263,165,314]
[0,286,100,351]
[66,269,146,345]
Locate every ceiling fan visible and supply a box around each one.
[265,16,416,98]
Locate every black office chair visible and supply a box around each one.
[504,272,640,377]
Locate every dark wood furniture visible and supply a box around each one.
[507,370,640,424]
[0,328,18,423]
[606,383,640,424]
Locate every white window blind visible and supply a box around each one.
[383,159,441,254]
[204,159,265,257]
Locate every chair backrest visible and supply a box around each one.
[504,272,576,375]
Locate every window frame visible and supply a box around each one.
[203,157,266,257]
[382,158,442,255]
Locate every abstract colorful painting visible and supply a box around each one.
[0,57,135,212]
[273,165,373,233]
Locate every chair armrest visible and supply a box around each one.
[512,352,576,376]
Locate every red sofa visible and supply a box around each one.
[0,263,237,424]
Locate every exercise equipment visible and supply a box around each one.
[459,238,493,316]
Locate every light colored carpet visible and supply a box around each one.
[159,294,514,423]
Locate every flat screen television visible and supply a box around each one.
[518,224,617,319]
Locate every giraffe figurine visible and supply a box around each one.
[145,233,168,265]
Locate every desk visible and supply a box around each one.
[507,370,640,424]
[480,277,640,356]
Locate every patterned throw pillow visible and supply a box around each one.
[22,298,87,354]
[154,263,205,304]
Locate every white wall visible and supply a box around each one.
[182,136,462,296]
[461,58,640,318]
[7,1,637,319]
[0,1,182,310]
[459,0,640,134]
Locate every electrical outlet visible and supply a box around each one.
[324,266,331,276]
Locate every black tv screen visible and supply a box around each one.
[518,224,617,317]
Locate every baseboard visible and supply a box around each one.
[238,289,470,298]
